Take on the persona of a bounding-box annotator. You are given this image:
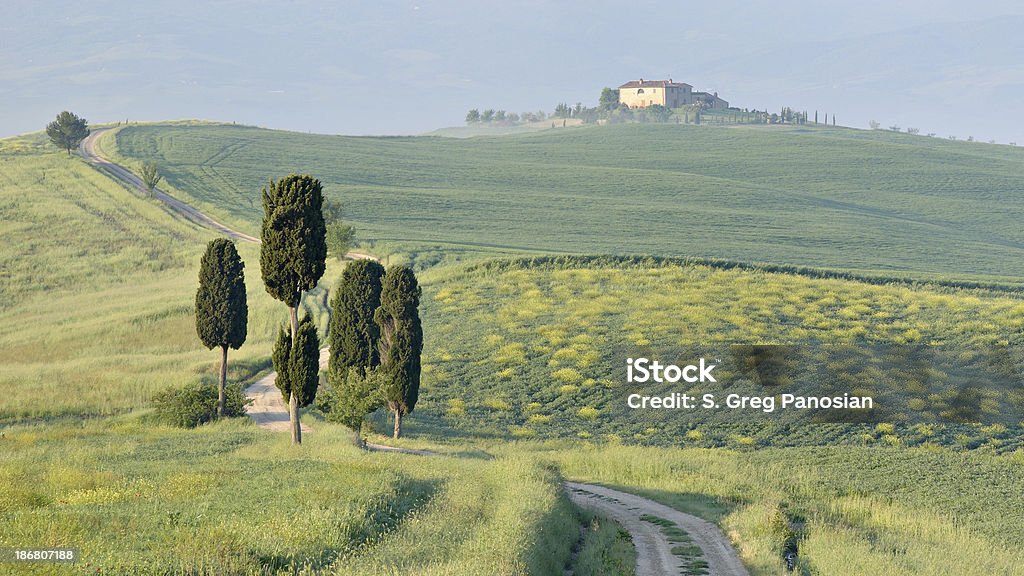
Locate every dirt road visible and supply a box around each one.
[80,129,259,243]
[243,348,331,432]
[566,482,750,576]
[78,129,378,260]
[357,444,751,576]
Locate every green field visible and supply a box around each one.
[0,418,579,576]
[406,256,1024,448]
[4,122,1024,575]
[108,122,1024,281]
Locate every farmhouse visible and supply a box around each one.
[618,79,729,110]
[693,91,729,110]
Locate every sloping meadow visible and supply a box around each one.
[0,418,577,575]
[414,256,1024,449]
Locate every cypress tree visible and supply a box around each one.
[329,260,386,375]
[195,239,248,416]
[375,265,423,439]
[260,174,327,444]
[272,316,320,414]
[326,260,386,442]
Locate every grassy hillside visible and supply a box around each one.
[109,122,1024,280]
[6,123,1024,575]
[0,135,601,576]
[0,418,578,575]
[0,134,339,422]
[395,256,1024,448]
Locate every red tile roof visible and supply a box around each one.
[618,79,692,89]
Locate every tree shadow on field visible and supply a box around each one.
[255,476,442,572]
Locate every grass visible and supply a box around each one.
[402,256,1024,447]
[0,417,578,575]
[0,134,343,422]
[7,122,1024,575]
[105,121,1024,280]
[571,510,636,576]
[0,133,581,575]
[548,443,1024,575]
[639,514,707,574]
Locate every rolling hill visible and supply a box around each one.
[4,121,1024,575]
[107,122,1024,281]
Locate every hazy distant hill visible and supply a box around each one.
[701,16,1024,142]
[2,1,1022,142]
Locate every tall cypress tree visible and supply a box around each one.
[273,316,320,416]
[260,174,327,444]
[195,239,248,416]
[375,265,423,439]
[327,260,386,441]
[329,260,386,375]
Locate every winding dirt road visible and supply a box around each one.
[79,128,376,430]
[80,130,259,243]
[244,348,329,433]
[567,483,749,576]
[79,129,377,261]
[82,128,749,576]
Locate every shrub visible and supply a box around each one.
[552,368,583,383]
[153,381,251,428]
[482,398,511,411]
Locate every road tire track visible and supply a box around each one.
[80,129,259,243]
[79,128,379,261]
[566,482,750,576]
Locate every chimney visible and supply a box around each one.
[639,78,643,85]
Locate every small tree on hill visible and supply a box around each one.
[195,238,248,416]
[323,198,355,261]
[375,265,423,439]
[643,105,672,123]
[465,109,480,124]
[139,161,162,196]
[327,367,385,445]
[46,111,90,156]
[598,88,619,112]
[260,174,327,444]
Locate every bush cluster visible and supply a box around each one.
[152,381,251,427]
